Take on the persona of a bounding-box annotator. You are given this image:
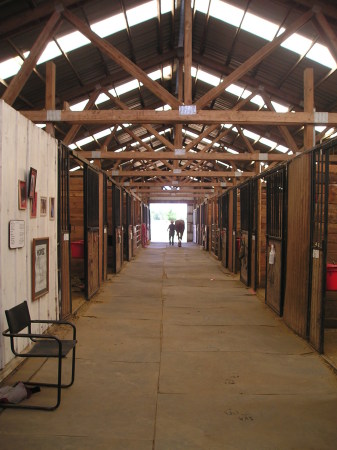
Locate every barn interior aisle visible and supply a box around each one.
[1,243,337,449]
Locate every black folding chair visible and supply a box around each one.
[2,301,76,411]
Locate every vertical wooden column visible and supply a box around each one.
[304,68,314,150]
[184,0,192,105]
[45,61,56,137]
[174,60,184,170]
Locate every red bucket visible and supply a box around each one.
[71,240,84,258]
[326,264,337,291]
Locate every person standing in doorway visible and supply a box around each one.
[168,220,175,245]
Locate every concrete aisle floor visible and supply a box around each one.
[1,243,337,450]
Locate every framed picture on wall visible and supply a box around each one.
[31,192,37,218]
[32,237,49,301]
[40,197,47,216]
[18,180,27,210]
[28,167,37,199]
[49,197,55,220]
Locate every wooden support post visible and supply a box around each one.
[45,62,56,136]
[184,0,192,105]
[2,11,61,106]
[304,68,314,150]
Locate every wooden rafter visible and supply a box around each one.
[61,8,180,109]
[195,10,314,110]
[2,10,61,106]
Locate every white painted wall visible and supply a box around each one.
[0,100,58,370]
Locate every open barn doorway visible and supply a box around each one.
[150,203,187,244]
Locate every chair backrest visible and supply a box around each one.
[5,301,31,334]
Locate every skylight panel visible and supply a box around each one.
[271,101,289,113]
[251,95,265,107]
[209,0,244,27]
[307,43,336,68]
[37,41,61,64]
[275,144,289,153]
[95,93,110,105]
[57,31,90,53]
[93,129,111,140]
[91,13,126,38]
[226,148,239,154]
[163,65,172,79]
[197,69,220,87]
[243,129,260,141]
[242,12,279,41]
[315,126,326,133]
[70,99,89,111]
[226,84,251,99]
[126,1,157,27]
[0,56,23,79]
[259,137,277,148]
[115,79,139,96]
[281,33,324,64]
[76,136,94,147]
[161,0,171,14]
[148,69,161,80]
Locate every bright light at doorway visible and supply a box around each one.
[150,203,187,243]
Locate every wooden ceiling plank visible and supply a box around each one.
[2,10,61,106]
[195,10,314,110]
[62,8,180,109]
[108,169,255,177]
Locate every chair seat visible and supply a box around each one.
[28,339,76,358]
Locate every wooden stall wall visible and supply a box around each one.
[0,101,58,370]
[239,183,250,286]
[250,180,258,291]
[283,154,311,338]
[69,172,84,289]
[228,190,235,272]
[84,167,100,299]
[221,193,229,269]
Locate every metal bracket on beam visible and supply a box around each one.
[92,151,101,159]
[111,170,119,176]
[314,112,328,124]
[259,154,269,160]
[174,148,186,155]
[179,105,197,115]
[46,110,61,121]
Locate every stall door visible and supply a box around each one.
[112,185,123,273]
[240,183,250,286]
[250,179,258,291]
[221,193,229,268]
[84,166,100,299]
[265,168,287,315]
[58,144,71,318]
[309,148,328,352]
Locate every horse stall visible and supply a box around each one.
[309,141,337,354]
[221,192,229,269]
[133,198,142,256]
[193,207,198,243]
[239,182,251,286]
[107,183,123,273]
[58,144,72,317]
[210,197,220,259]
[227,188,240,273]
[123,191,132,262]
[264,166,287,316]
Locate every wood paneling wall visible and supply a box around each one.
[69,173,84,241]
[0,101,58,369]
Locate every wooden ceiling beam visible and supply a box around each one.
[62,8,180,109]
[2,10,61,106]
[22,109,336,125]
[108,170,254,177]
[79,150,290,161]
[195,10,313,110]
